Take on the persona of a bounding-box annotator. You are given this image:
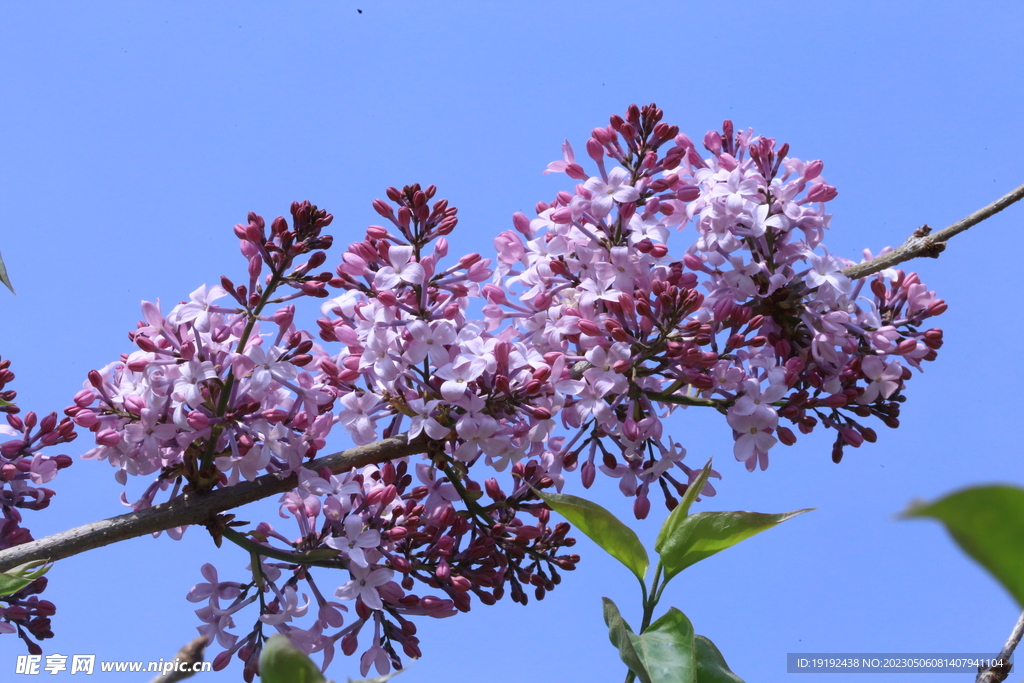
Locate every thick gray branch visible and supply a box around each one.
[843,183,1024,280]
[0,434,426,573]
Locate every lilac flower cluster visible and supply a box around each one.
[187,184,582,679]
[67,202,338,518]
[193,456,574,679]
[487,103,945,510]
[0,358,76,652]
[15,103,945,678]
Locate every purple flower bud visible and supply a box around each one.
[577,319,601,336]
[633,494,651,520]
[512,212,532,236]
[682,253,704,271]
[372,199,394,218]
[212,651,232,671]
[72,409,96,430]
[532,291,554,310]
[548,206,572,224]
[342,633,359,656]
[896,339,919,354]
[0,440,25,458]
[187,411,210,431]
[581,461,596,489]
[703,130,722,154]
[806,183,838,202]
[95,429,121,447]
[74,389,96,407]
[565,163,587,180]
[482,284,506,305]
[5,605,28,620]
[124,395,146,414]
[839,427,864,448]
[777,426,797,446]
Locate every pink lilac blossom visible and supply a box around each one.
[46,104,945,679]
[0,358,76,651]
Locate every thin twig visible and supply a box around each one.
[975,609,1024,683]
[843,183,1024,280]
[148,635,210,683]
[0,434,427,573]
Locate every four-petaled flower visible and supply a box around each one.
[583,167,640,217]
[335,564,394,611]
[325,515,382,567]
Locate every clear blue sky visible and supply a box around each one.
[2,2,1023,681]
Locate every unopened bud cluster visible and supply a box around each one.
[0,358,76,651]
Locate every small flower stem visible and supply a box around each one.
[436,458,494,529]
[644,389,726,409]
[623,564,666,683]
[640,563,664,633]
[199,268,286,476]
[220,527,347,570]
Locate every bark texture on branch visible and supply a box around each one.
[842,183,1024,280]
[148,636,211,683]
[0,434,426,573]
[975,609,1024,683]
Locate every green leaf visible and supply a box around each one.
[260,634,326,683]
[659,509,812,582]
[903,485,1024,607]
[694,635,745,683]
[0,560,52,597]
[0,251,14,295]
[656,459,714,554]
[602,597,652,683]
[534,488,648,582]
[630,608,697,683]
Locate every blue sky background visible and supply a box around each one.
[1,2,1023,681]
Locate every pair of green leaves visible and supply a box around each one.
[533,460,811,683]
[603,599,743,683]
[533,460,811,586]
[0,559,51,597]
[904,485,1024,607]
[259,634,406,683]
